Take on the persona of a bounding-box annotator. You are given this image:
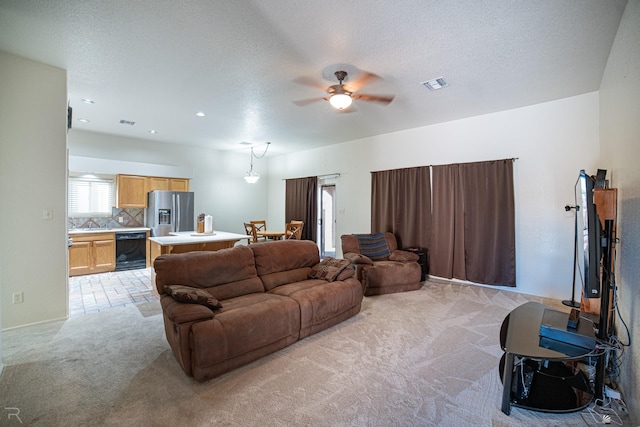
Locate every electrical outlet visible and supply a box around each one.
[12,292,24,304]
[118,217,124,223]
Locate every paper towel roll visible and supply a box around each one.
[204,215,213,233]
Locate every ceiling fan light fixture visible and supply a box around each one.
[329,93,352,110]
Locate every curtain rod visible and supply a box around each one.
[370,158,519,173]
[282,173,341,181]
[318,173,340,180]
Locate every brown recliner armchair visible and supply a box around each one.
[341,232,422,296]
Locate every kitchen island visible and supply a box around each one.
[149,230,249,264]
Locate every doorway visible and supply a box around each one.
[320,185,336,258]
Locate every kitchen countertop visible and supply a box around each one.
[68,227,150,235]
[149,230,248,245]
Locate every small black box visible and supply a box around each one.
[539,308,596,353]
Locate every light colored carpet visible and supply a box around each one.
[0,280,618,426]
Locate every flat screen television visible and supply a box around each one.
[575,170,602,299]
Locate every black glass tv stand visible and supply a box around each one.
[499,302,597,415]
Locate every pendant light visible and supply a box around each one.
[244,142,271,184]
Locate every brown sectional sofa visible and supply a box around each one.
[154,239,363,382]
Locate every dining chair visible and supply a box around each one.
[244,222,266,243]
[285,221,303,240]
[250,220,267,233]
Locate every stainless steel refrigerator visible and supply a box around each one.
[146,191,195,236]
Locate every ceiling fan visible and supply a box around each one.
[293,70,394,111]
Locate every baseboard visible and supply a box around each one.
[1,315,69,332]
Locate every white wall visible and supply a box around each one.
[267,92,601,300]
[0,52,604,326]
[0,51,68,331]
[67,130,269,235]
[599,0,640,421]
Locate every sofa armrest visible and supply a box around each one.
[388,250,419,263]
[161,295,215,324]
[344,252,374,265]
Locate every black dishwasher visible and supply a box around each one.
[115,231,147,271]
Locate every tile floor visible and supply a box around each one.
[69,268,158,317]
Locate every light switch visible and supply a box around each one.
[43,208,53,220]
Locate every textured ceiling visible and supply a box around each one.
[0,0,627,155]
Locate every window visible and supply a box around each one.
[68,175,115,217]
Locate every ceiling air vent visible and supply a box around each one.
[421,77,448,91]
[119,119,136,126]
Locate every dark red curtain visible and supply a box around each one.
[371,166,431,250]
[285,176,317,241]
[431,160,516,286]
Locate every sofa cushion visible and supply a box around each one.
[269,277,363,339]
[154,246,264,300]
[355,233,391,260]
[190,293,301,373]
[251,240,320,291]
[343,252,374,265]
[308,257,351,282]
[388,250,420,262]
[165,285,222,310]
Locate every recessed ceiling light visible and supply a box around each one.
[78,118,90,123]
[81,98,95,105]
[421,77,449,91]
[149,130,157,134]
[196,112,206,117]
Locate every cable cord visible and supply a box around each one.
[612,274,631,347]
[582,397,625,425]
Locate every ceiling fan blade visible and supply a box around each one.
[293,76,328,91]
[344,71,381,92]
[352,93,395,104]
[292,97,325,106]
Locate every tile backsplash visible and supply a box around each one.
[68,208,145,230]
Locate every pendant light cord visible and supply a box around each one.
[252,142,271,160]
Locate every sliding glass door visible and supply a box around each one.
[320,185,336,258]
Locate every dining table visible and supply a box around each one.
[258,230,286,240]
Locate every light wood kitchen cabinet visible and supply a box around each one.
[169,178,189,191]
[147,177,170,192]
[117,175,190,208]
[69,232,116,276]
[116,175,147,208]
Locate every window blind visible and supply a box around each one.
[68,176,115,216]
